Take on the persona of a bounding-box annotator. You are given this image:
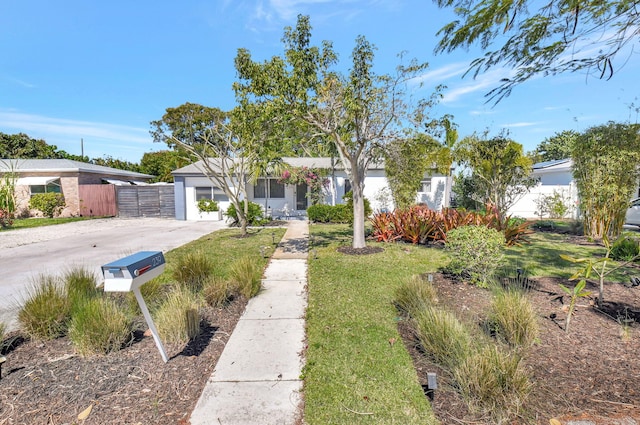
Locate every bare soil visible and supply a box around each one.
[400,271,640,425]
[0,299,247,425]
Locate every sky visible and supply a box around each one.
[1,0,638,163]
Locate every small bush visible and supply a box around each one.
[413,306,473,370]
[307,204,351,223]
[63,266,99,312]
[172,251,213,291]
[453,345,531,423]
[611,233,640,261]
[155,286,202,345]
[394,275,438,317]
[19,275,70,340]
[445,225,506,287]
[226,201,264,226]
[489,288,539,350]
[229,256,262,298]
[197,198,219,212]
[29,193,66,218]
[68,297,132,356]
[203,276,233,307]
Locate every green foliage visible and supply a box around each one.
[533,131,578,162]
[572,122,640,239]
[0,165,17,227]
[535,189,572,219]
[445,225,506,287]
[197,198,219,213]
[139,150,189,183]
[226,201,264,226]
[0,132,67,159]
[68,297,132,356]
[343,191,372,220]
[172,250,213,291]
[455,133,536,220]
[451,171,482,211]
[154,286,202,345]
[394,274,438,317]
[611,233,640,262]
[63,266,100,313]
[228,256,262,298]
[19,275,70,340]
[202,276,233,307]
[307,204,351,223]
[453,345,531,422]
[278,166,328,206]
[29,193,66,218]
[558,279,591,333]
[489,288,539,350]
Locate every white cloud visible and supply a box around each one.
[501,121,540,128]
[412,62,468,85]
[2,75,36,89]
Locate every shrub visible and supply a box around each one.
[445,225,506,287]
[172,251,213,291]
[29,193,66,218]
[0,209,13,228]
[63,266,100,312]
[19,275,70,340]
[202,276,233,307]
[611,233,640,261]
[394,274,438,317]
[68,297,132,356]
[489,288,539,350]
[413,306,473,370]
[453,345,531,423]
[307,204,350,223]
[229,256,262,298]
[343,191,372,221]
[226,201,264,226]
[197,198,219,212]
[155,286,202,345]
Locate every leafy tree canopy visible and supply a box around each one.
[533,130,579,162]
[0,132,72,159]
[140,150,189,183]
[434,0,640,101]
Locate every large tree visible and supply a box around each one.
[572,122,640,240]
[434,0,640,101]
[139,150,189,183]
[533,130,579,162]
[0,132,76,159]
[235,15,443,248]
[456,132,536,220]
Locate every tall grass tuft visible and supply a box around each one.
[413,306,473,370]
[68,297,132,356]
[229,256,262,298]
[63,265,100,312]
[394,274,438,317]
[0,322,5,344]
[155,286,202,345]
[202,276,232,307]
[453,345,531,423]
[489,288,539,350]
[18,274,70,340]
[125,278,168,315]
[172,251,213,291]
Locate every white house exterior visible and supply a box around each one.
[508,159,579,219]
[172,157,450,221]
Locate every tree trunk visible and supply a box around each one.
[351,165,366,249]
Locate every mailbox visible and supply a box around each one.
[102,251,165,292]
[101,251,168,362]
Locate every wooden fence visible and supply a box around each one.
[115,185,175,218]
[78,184,117,217]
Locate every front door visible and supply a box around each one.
[296,183,307,210]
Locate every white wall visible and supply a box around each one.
[508,183,579,219]
[184,176,234,221]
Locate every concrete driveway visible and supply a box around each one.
[0,217,228,331]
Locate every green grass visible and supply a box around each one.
[305,224,445,424]
[0,216,95,231]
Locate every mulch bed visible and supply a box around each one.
[0,299,247,425]
[400,272,640,425]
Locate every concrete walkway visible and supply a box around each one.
[190,220,309,425]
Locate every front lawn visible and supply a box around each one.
[0,216,95,231]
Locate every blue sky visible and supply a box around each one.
[1,0,638,163]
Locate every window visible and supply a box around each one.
[420,179,432,193]
[195,186,229,202]
[30,180,61,196]
[344,179,351,195]
[253,178,284,199]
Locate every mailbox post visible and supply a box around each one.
[102,251,169,363]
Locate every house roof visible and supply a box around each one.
[172,157,385,176]
[0,159,153,179]
[532,158,572,172]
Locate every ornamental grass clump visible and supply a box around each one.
[445,225,506,287]
[172,250,213,292]
[229,256,262,298]
[63,265,100,313]
[202,276,233,307]
[18,274,70,340]
[394,274,438,317]
[413,306,473,370]
[68,297,132,356]
[489,287,539,350]
[155,286,202,345]
[453,344,531,424]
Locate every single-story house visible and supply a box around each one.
[508,159,579,219]
[172,157,451,221]
[0,159,154,217]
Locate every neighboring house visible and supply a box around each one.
[0,159,154,217]
[508,158,579,219]
[172,157,450,221]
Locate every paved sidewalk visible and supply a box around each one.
[190,220,309,425]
